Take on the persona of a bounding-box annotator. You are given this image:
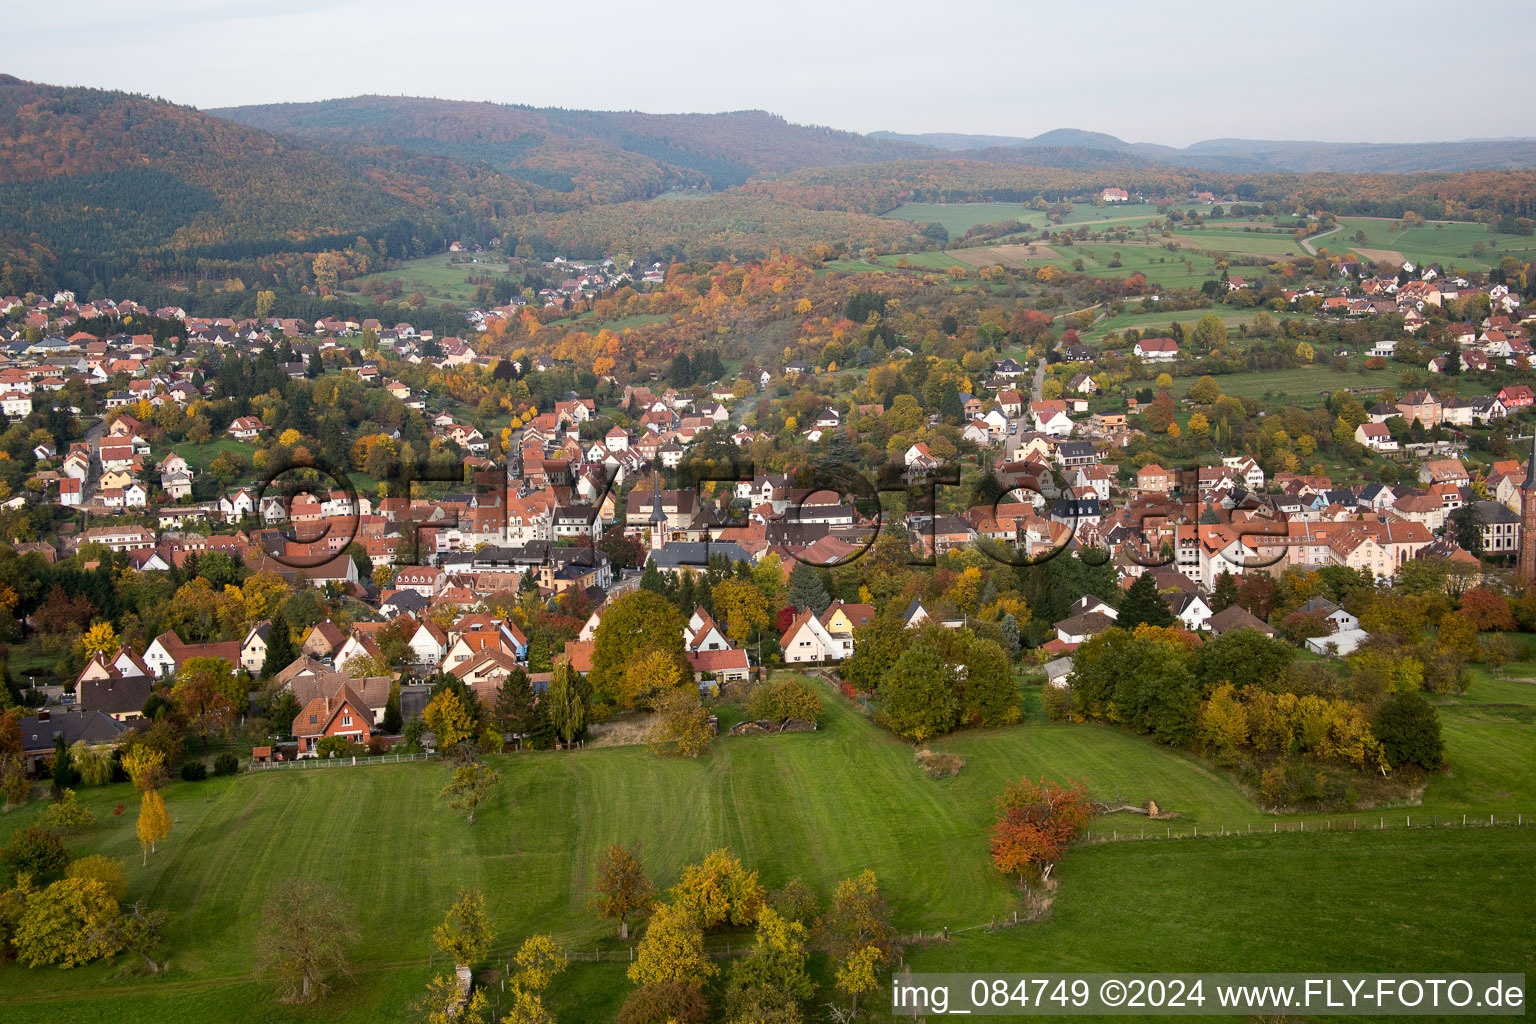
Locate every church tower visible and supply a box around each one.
[1520,429,1536,583]
[649,472,666,553]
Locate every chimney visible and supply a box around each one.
[36,708,49,721]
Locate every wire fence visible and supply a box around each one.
[1082,811,1532,844]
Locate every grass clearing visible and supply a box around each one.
[341,253,513,307]
[3,673,1531,1021]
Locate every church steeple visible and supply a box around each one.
[1524,428,1536,493]
[648,472,666,552]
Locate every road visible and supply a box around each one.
[1030,357,1047,403]
[1301,224,1341,256]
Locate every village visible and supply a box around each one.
[2,245,1534,775]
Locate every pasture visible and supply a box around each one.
[341,253,513,307]
[1169,364,1404,408]
[1317,217,1536,271]
[2,671,1532,1022]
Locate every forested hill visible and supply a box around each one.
[871,127,1536,174]
[0,77,548,264]
[210,97,939,191]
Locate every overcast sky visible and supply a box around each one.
[11,0,1535,146]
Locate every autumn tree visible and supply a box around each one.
[434,889,495,970]
[256,879,359,1003]
[988,776,1097,884]
[646,686,712,758]
[820,870,895,1016]
[423,688,478,750]
[590,591,689,707]
[136,790,171,865]
[624,648,687,709]
[627,903,715,989]
[75,622,120,661]
[670,848,764,930]
[13,877,123,968]
[440,760,501,824]
[725,906,813,1020]
[711,578,771,645]
[589,843,657,939]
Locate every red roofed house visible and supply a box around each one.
[1133,337,1179,362]
[1498,385,1533,410]
[293,684,372,757]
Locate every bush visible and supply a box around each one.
[1040,683,1075,722]
[180,761,208,782]
[915,749,965,778]
[41,789,95,832]
[747,678,823,723]
[66,854,127,902]
[1373,692,1444,771]
[315,735,359,759]
[618,981,710,1024]
[212,752,240,776]
[1,825,69,886]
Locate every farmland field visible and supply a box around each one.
[1314,217,1536,271]
[884,202,1045,237]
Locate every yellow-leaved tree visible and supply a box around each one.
[76,622,119,660]
[137,789,171,865]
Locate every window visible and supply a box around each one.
[342,715,352,726]
[309,714,317,724]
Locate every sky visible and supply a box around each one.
[10,0,1536,146]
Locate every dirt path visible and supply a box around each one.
[1301,224,1341,256]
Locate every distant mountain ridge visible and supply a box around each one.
[212,97,938,192]
[869,128,1536,173]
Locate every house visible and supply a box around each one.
[780,608,840,664]
[239,622,271,674]
[1297,597,1359,634]
[1100,187,1129,203]
[1133,337,1179,362]
[686,648,751,684]
[1354,422,1399,452]
[226,416,266,441]
[901,598,930,629]
[1205,605,1276,636]
[685,607,731,652]
[1053,610,1115,646]
[15,710,131,773]
[408,619,449,665]
[74,647,153,720]
[292,684,372,757]
[1030,401,1074,437]
[1137,464,1175,494]
[302,620,346,658]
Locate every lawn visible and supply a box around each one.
[164,437,258,472]
[1168,364,1403,408]
[341,253,513,308]
[1079,303,1302,343]
[3,674,1532,1021]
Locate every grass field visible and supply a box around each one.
[342,253,513,307]
[1168,364,1404,408]
[1314,217,1536,272]
[3,673,1532,1022]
